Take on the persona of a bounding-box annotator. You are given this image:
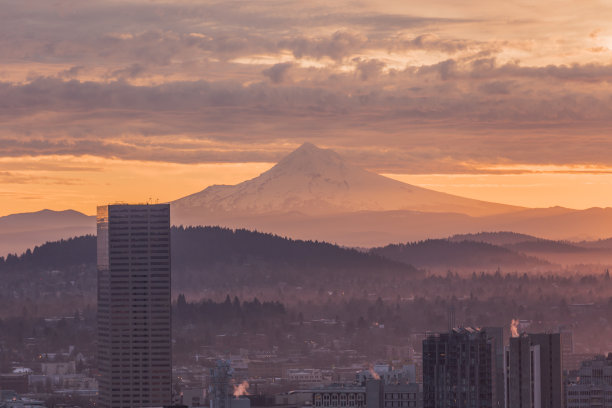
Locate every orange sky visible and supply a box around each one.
[2,154,612,216]
[2,0,612,216]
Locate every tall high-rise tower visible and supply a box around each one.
[97,204,172,408]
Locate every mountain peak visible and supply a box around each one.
[272,142,344,175]
[295,141,318,151]
[283,142,339,162]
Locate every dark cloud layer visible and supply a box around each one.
[2,0,612,173]
[2,64,612,172]
[262,62,293,84]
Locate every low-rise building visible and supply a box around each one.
[312,385,366,407]
[566,354,612,408]
[306,379,422,408]
[0,374,28,394]
[356,364,416,385]
[181,387,205,407]
[383,383,422,408]
[287,369,324,387]
[41,360,75,375]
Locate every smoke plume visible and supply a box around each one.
[511,319,519,338]
[368,366,381,380]
[233,381,249,398]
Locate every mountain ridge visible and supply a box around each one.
[170,141,612,244]
[0,209,95,256]
[0,227,421,295]
[371,239,551,271]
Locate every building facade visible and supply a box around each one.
[286,369,324,386]
[482,327,506,408]
[209,360,233,408]
[504,333,563,408]
[383,383,423,408]
[307,380,422,408]
[566,354,612,408]
[0,374,28,394]
[312,385,367,407]
[97,204,172,408]
[423,327,500,408]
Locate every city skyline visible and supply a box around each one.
[3,0,612,215]
[0,2,611,407]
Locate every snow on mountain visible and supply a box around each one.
[172,142,521,219]
[3,145,611,251]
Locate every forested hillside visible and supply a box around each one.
[372,239,549,270]
[0,226,420,313]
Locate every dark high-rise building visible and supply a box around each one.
[97,204,172,408]
[423,327,502,408]
[505,333,563,408]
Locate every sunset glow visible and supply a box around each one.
[3,3,612,404]
[2,0,612,215]
[0,155,273,216]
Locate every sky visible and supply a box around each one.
[2,0,612,216]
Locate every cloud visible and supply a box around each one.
[395,34,476,53]
[279,31,367,61]
[107,64,147,80]
[478,80,514,95]
[0,1,483,72]
[262,62,293,84]
[418,57,612,82]
[2,66,612,173]
[3,0,612,175]
[354,58,386,81]
[59,66,86,79]
[0,171,82,185]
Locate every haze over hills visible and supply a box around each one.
[0,227,420,302]
[579,237,612,250]
[371,239,550,271]
[3,143,612,253]
[449,231,612,267]
[0,209,95,257]
[449,231,542,246]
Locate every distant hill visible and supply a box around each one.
[450,231,587,253]
[0,209,95,257]
[578,237,612,250]
[449,231,540,246]
[445,231,612,267]
[0,235,96,272]
[371,239,550,270]
[478,207,612,242]
[170,226,420,290]
[505,240,587,253]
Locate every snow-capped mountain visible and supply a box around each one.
[4,143,612,252]
[172,142,520,221]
